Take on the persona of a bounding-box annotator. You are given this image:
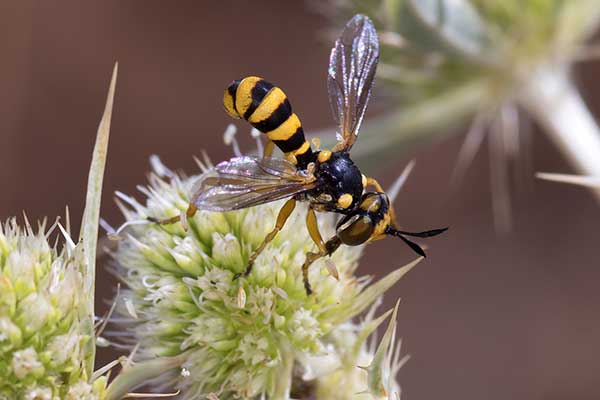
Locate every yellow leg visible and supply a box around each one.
[366,176,398,228]
[302,236,341,295]
[148,204,197,225]
[263,140,275,159]
[237,197,296,279]
[366,176,384,192]
[306,206,327,253]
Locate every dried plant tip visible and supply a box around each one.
[536,172,600,188]
[325,258,340,280]
[237,286,247,308]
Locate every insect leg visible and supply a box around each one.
[366,176,399,227]
[263,140,275,159]
[148,204,198,226]
[302,236,341,295]
[236,197,296,279]
[365,176,385,192]
[306,206,327,253]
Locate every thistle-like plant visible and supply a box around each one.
[0,65,118,399]
[0,64,184,400]
[0,218,110,399]
[323,0,600,228]
[109,129,421,399]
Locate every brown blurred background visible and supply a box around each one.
[1,2,599,399]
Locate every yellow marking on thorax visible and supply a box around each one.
[337,193,353,209]
[248,87,286,123]
[235,76,262,116]
[361,174,368,188]
[318,150,332,163]
[223,89,240,118]
[264,113,301,140]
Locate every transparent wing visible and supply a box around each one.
[189,156,316,211]
[328,14,379,151]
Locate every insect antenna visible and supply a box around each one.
[395,227,448,238]
[385,228,426,257]
[385,227,448,257]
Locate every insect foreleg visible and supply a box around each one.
[236,197,296,279]
[302,236,341,295]
[365,176,384,192]
[306,206,327,253]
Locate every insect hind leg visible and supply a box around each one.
[302,236,341,295]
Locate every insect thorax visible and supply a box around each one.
[307,151,363,211]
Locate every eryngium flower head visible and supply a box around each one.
[0,219,107,399]
[113,157,417,399]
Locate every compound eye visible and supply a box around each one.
[336,214,374,246]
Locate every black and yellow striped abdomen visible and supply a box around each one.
[223,76,313,167]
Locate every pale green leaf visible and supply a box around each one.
[364,298,401,398]
[322,257,421,325]
[80,63,118,375]
[80,63,117,286]
[349,306,395,366]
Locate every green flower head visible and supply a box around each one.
[112,129,419,399]
[0,219,108,400]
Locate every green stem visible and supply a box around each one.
[270,340,293,400]
[317,79,486,172]
[105,354,187,400]
[520,66,600,200]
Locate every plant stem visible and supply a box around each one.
[317,79,487,171]
[105,354,187,400]
[520,66,600,200]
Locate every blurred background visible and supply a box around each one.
[1,1,599,399]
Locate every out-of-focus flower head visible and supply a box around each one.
[324,0,600,229]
